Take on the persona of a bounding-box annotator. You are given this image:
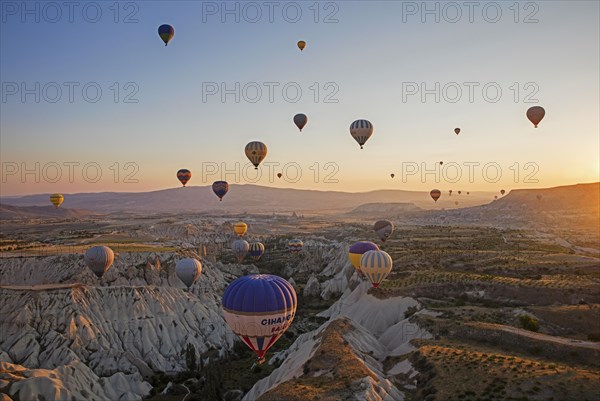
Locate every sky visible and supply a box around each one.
[1,0,599,196]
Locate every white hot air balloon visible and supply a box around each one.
[176,258,202,288]
[84,246,115,278]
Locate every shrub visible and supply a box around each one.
[519,315,539,332]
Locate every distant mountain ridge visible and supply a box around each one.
[0,204,99,220]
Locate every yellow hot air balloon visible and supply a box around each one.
[360,250,393,288]
[349,241,379,272]
[297,40,306,51]
[50,193,64,208]
[245,141,267,170]
[233,222,248,237]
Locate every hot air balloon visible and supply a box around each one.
[390,173,395,179]
[536,194,543,201]
[245,141,267,170]
[233,222,248,237]
[527,106,545,128]
[500,189,506,196]
[212,181,229,201]
[158,24,174,46]
[454,128,461,135]
[439,161,444,166]
[277,173,283,179]
[373,220,394,243]
[458,191,462,195]
[176,258,202,289]
[177,169,191,187]
[84,246,114,278]
[449,190,453,196]
[455,201,459,206]
[288,239,303,254]
[494,196,498,200]
[249,242,265,262]
[360,250,393,288]
[297,40,306,51]
[467,192,470,195]
[222,274,297,364]
[293,114,307,131]
[348,241,379,273]
[430,189,441,202]
[350,120,373,149]
[50,193,64,208]
[232,239,249,263]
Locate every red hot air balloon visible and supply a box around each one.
[527,106,545,128]
[430,189,441,202]
[177,169,191,187]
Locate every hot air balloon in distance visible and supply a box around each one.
[177,169,191,187]
[536,194,543,201]
[348,241,379,273]
[277,173,283,179]
[288,239,303,255]
[500,189,506,196]
[494,196,498,200]
[293,113,308,131]
[232,239,250,263]
[458,191,462,195]
[527,106,545,128]
[467,192,470,195]
[390,173,395,179]
[374,220,394,243]
[455,201,459,206]
[360,250,393,288]
[84,246,114,278]
[245,141,267,170]
[449,190,453,196]
[350,119,373,149]
[297,40,306,51]
[222,274,297,364]
[212,181,229,201]
[249,242,265,262]
[176,258,202,289]
[50,193,64,208]
[430,189,441,202]
[158,24,174,46]
[454,128,461,135]
[233,222,248,237]
[439,161,444,166]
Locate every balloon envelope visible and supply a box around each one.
[249,242,265,261]
[390,173,395,179]
[176,258,202,288]
[373,220,394,242]
[245,141,268,169]
[500,189,506,195]
[84,246,114,278]
[222,274,297,363]
[232,239,249,263]
[527,106,545,128]
[454,128,461,135]
[360,250,393,288]
[233,222,248,237]
[350,120,373,149]
[212,181,229,201]
[430,189,441,202]
[288,239,303,254]
[277,173,283,179]
[297,40,306,51]
[50,193,64,208]
[348,241,379,272]
[293,114,308,131]
[177,169,191,187]
[158,24,174,46]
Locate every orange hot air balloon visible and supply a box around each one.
[527,106,545,128]
[454,128,461,135]
[430,189,441,202]
[297,40,306,51]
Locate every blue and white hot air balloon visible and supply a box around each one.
[350,119,374,149]
[222,274,297,364]
[360,250,393,288]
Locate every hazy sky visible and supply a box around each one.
[1,1,599,196]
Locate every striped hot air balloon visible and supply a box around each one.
[158,24,175,46]
[350,119,374,149]
[233,222,247,237]
[222,274,297,364]
[348,241,379,272]
[288,239,303,255]
[245,141,268,169]
[50,193,64,208]
[360,250,393,288]
[176,169,191,187]
[232,239,249,263]
[212,181,229,201]
[249,242,265,261]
